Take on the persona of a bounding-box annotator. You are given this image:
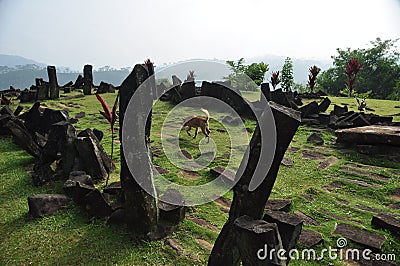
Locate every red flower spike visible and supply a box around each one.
[96,93,112,124]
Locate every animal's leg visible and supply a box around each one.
[186,127,191,136]
[193,127,198,139]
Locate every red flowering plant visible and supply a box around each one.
[308,65,321,92]
[95,92,119,186]
[270,71,281,90]
[345,58,363,97]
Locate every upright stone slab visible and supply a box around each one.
[234,215,285,266]
[119,64,158,234]
[260,83,271,102]
[47,66,59,99]
[83,64,93,95]
[208,102,301,265]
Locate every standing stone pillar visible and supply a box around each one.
[47,66,59,99]
[261,83,271,102]
[208,102,301,265]
[83,64,93,95]
[119,63,158,234]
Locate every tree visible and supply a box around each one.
[281,57,293,92]
[344,58,363,97]
[318,38,400,99]
[244,62,268,86]
[225,58,269,91]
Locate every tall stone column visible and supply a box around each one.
[83,64,93,95]
[47,66,59,99]
[208,102,301,265]
[119,63,158,234]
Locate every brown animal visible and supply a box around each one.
[183,108,210,140]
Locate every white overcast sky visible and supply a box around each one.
[0,0,399,70]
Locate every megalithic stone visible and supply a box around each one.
[261,83,271,102]
[83,65,93,95]
[47,66,59,99]
[119,64,158,234]
[208,102,301,265]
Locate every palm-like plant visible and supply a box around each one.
[95,92,119,186]
[270,71,281,90]
[308,65,321,92]
[345,58,363,97]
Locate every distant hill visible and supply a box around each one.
[0,54,333,90]
[0,54,46,67]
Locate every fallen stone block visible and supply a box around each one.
[84,189,113,218]
[62,179,95,206]
[333,223,386,251]
[263,210,303,254]
[307,132,324,145]
[234,215,285,266]
[336,125,400,146]
[28,194,71,218]
[298,229,324,247]
[265,199,292,212]
[371,213,400,235]
[318,97,331,113]
[159,189,185,224]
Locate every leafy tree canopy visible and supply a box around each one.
[281,57,294,92]
[318,38,400,99]
[225,58,269,91]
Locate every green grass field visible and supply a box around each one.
[0,90,399,265]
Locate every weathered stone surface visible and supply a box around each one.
[210,166,236,184]
[331,176,380,189]
[265,199,292,212]
[159,189,185,224]
[68,173,93,186]
[62,179,95,206]
[298,229,323,247]
[107,208,125,225]
[165,238,185,255]
[318,156,339,170]
[340,166,390,182]
[263,211,303,254]
[103,181,122,195]
[209,102,301,265]
[47,66,59,99]
[299,101,319,118]
[28,194,71,218]
[75,112,86,119]
[32,161,55,186]
[281,157,293,167]
[332,104,348,116]
[336,125,400,146]
[74,136,107,181]
[83,64,93,95]
[333,223,386,251]
[5,119,41,158]
[371,213,400,235]
[294,211,320,226]
[318,97,331,113]
[307,132,324,144]
[119,63,158,234]
[325,181,346,191]
[302,150,325,160]
[234,215,285,266]
[84,189,113,218]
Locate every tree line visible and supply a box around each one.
[226,38,400,100]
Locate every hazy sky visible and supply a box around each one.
[0,0,399,70]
